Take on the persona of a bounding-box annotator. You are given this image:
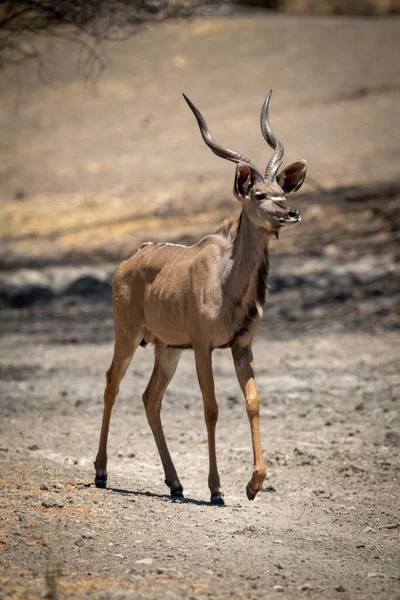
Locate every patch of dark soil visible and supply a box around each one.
[1,285,55,308]
[0,364,39,381]
[64,276,112,297]
[0,183,399,339]
[0,298,115,345]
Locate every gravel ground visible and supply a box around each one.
[1,244,399,599]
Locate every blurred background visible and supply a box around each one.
[0,0,399,330]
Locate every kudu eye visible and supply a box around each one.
[254,191,265,201]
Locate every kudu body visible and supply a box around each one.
[94,91,307,504]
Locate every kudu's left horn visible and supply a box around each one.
[260,89,284,183]
[183,93,264,183]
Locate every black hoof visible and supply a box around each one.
[166,479,183,498]
[95,474,107,489]
[171,489,184,499]
[210,494,225,506]
[246,483,256,501]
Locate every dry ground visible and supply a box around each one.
[0,297,399,600]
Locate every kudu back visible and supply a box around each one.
[94,90,306,505]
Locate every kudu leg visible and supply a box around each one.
[232,344,266,500]
[94,336,140,488]
[142,343,184,497]
[194,348,224,505]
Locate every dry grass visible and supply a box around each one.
[274,0,398,14]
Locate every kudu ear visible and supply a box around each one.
[277,159,307,194]
[234,163,253,202]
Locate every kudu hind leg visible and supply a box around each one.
[142,344,183,497]
[94,337,140,488]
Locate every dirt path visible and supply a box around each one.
[1,292,399,599]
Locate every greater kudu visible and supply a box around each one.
[94,91,307,504]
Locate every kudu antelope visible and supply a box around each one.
[94,90,306,504]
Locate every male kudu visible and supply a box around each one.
[94,90,307,504]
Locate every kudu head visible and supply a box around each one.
[183,91,306,238]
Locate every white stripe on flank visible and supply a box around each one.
[140,241,188,250]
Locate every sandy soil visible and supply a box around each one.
[0,11,399,600]
[0,297,399,599]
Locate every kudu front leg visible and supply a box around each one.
[194,348,224,505]
[232,344,266,500]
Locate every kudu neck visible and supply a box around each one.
[228,208,270,306]
[236,208,270,252]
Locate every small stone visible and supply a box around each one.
[53,483,64,490]
[385,431,400,447]
[272,585,284,592]
[156,567,178,574]
[299,583,313,591]
[42,501,64,509]
[367,573,385,579]
[363,526,375,533]
[28,444,40,451]
[40,483,50,491]
[312,489,327,497]
[335,586,345,592]
[135,558,153,565]
[380,523,399,530]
